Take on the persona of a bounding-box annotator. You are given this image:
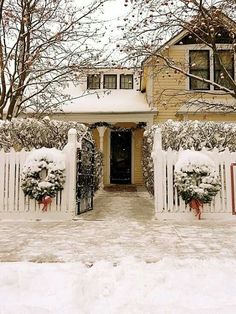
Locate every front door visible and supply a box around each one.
[110,131,132,184]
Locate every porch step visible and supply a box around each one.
[103,185,137,192]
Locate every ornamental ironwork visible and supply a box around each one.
[76,138,95,214]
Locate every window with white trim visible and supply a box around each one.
[103,74,117,89]
[189,50,210,90]
[87,74,100,89]
[189,49,235,91]
[120,74,133,89]
[214,50,234,90]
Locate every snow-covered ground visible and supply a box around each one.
[1,190,236,313]
[1,258,236,314]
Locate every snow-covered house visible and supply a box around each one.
[52,68,157,187]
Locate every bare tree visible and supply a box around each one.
[121,0,236,110]
[0,0,110,120]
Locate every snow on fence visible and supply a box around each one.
[0,129,78,220]
[152,128,236,219]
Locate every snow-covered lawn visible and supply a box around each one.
[1,258,236,314]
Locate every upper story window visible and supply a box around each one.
[214,50,234,90]
[189,49,235,91]
[189,50,210,90]
[120,74,133,89]
[87,74,100,89]
[103,74,117,89]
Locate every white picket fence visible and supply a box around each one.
[0,129,78,220]
[152,128,236,219]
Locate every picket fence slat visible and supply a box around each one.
[0,150,5,211]
[9,148,16,212]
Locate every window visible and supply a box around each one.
[87,74,100,89]
[120,74,133,89]
[189,50,210,90]
[214,50,234,89]
[103,74,117,89]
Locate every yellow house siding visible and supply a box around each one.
[91,129,100,149]
[182,113,236,122]
[144,45,236,122]
[133,129,144,185]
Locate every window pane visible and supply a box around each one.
[103,75,117,89]
[87,75,100,89]
[120,74,133,89]
[214,50,234,89]
[189,50,210,90]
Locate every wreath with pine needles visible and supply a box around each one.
[21,148,66,201]
[175,163,221,205]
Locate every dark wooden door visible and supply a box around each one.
[110,131,132,184]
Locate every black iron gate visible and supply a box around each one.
[76,138,95,214]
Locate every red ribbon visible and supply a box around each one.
[189,199,203,220]
[38,196,52,212]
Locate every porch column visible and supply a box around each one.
[97,126,107,188]
[97,126,106,152]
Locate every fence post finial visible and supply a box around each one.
[153,127,162,152]
[67,128,77,146]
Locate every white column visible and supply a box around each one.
[151,128,163,218]
[97,126,106,152]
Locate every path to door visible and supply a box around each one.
[0,189,236,263]
[83,187,154,221]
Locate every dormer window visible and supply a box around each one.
[103,74,117,89]
[120,74,133,89]
[87,74,100,89]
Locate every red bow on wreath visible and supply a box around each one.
[38,196,52,212]
[189,199,203,220]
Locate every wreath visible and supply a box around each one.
[174,151,221,219]
[21,148,66,211]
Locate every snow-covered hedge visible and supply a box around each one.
[143,120,236,195]
[0,118,102,192]
[0,118,89,151]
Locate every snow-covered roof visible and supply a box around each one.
[59,87,154,114]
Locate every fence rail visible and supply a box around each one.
[152,128,236,218]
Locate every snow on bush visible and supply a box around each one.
[174,150,221,205]
[0,117,88,151]
[0,118,102,192]
[143,120,236,195]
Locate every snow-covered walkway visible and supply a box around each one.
[0,189,236,262]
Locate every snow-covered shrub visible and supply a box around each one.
[174,151,221,205]
[143,120,236,195]
[0,118,87,151]
[0,118,102,192]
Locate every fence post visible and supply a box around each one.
[64,128,77,217]
[152,128,164,218]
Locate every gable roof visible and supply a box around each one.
[143,8,236,65]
